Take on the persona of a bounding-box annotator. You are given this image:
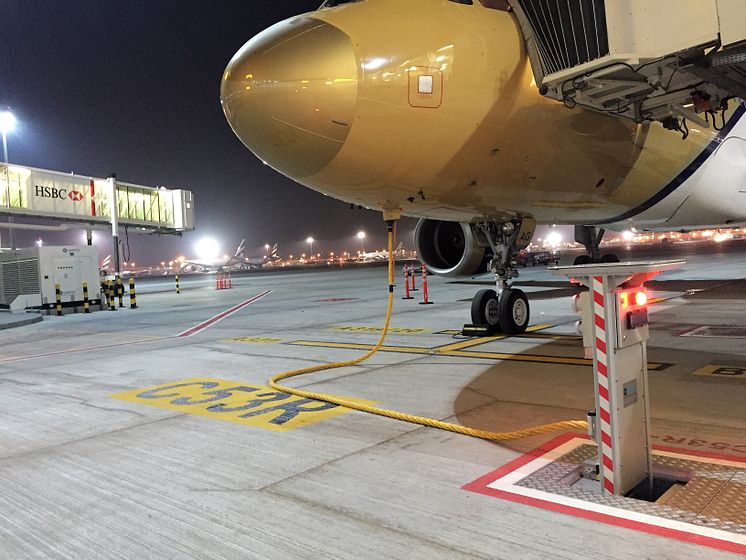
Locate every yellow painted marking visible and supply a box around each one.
[694,365,746,379]
[434,323,555,352]
[286,339,667,370]
[291,340,431,355]
[112,378,375,432]
[331,326,431,335]
[230,336,285,344]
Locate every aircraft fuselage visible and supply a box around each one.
[222,0,746,231]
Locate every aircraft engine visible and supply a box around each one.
[414,219,490,277]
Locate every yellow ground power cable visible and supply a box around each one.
[269,220,588,442]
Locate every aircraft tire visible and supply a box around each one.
[471,289,500,330]
[600,253,620,263]
[498,288,530,335]
[573,254,593,265]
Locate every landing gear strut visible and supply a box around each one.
[468,217,535,335]
[574,225,620,265]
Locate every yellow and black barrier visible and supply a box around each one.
[129,277,137,309]
[54,283,62,316]
[83,282,90,313]
[117,276,124,308]
[107,280,116,311]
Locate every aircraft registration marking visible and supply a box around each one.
[111,378,374,432]
[229,336,285,344]
[694,365,746,380]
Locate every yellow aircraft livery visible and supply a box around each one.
[221,0,746,333]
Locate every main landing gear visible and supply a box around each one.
[573,225,620,265]
[468,218,536,335]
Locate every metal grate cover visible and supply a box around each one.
[517,0,610,75]
[0,257,40,306]
[517,443,746,535]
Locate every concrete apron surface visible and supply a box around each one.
[0,257,745,559]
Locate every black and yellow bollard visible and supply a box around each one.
[83,282,90,313]
[129,277,137,309]
[55,283,62,316]
[175,274,181,294]
[108,280,116,311]
[116,276,124,308]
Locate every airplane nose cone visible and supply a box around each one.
[221,18,358,179]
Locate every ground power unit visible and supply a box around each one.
[0,246,101,313]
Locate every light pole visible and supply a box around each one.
[264,243,270,255]
[306,237,314,261]
[357,231,366,252]
[0,111,17,251]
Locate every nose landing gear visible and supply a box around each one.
[574,225,620,265]
[466,217,535,335]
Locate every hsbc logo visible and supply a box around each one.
[34,186,85,201]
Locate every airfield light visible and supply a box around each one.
[306,237,314,258]
[195,237,220,262]
[546,231,562,247]
[265,243,270,252]
[357,231,366,251]
[0,111,16,137]
[35,238,42,247]
[622,230,635,242]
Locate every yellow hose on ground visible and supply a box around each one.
[269,220,588,442]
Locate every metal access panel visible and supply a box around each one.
[20,246,100,306]
[0,255,40,306]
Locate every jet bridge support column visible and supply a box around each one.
[550,261,683,496]
[107,174,121,276]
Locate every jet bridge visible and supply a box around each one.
[0,163,194,233]
[508,0,746,134]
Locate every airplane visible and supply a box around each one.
[179,241,278,272]
[360,241,404,263]
[220,0,746,334]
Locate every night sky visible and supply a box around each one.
[2,1,412,264]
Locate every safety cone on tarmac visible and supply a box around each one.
[419,264,433,305]
[402,265,414,300]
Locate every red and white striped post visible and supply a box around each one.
[402,265,413,300]
[591,275,616,494]
[419,264,433,305]
[216,273,221,290]
[552,261,683,497]
[410,263,418,292]
[227,272,232,289]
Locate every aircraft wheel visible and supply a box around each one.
[600,253,620,263]
[498,288,530,335]
[573,254,593,265]
[471,289,501,330]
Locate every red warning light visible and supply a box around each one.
[634,291,648,306]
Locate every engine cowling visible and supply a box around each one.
[414,219,490,277]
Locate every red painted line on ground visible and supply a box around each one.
[463,434,746,557]
[176,290,272,337]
